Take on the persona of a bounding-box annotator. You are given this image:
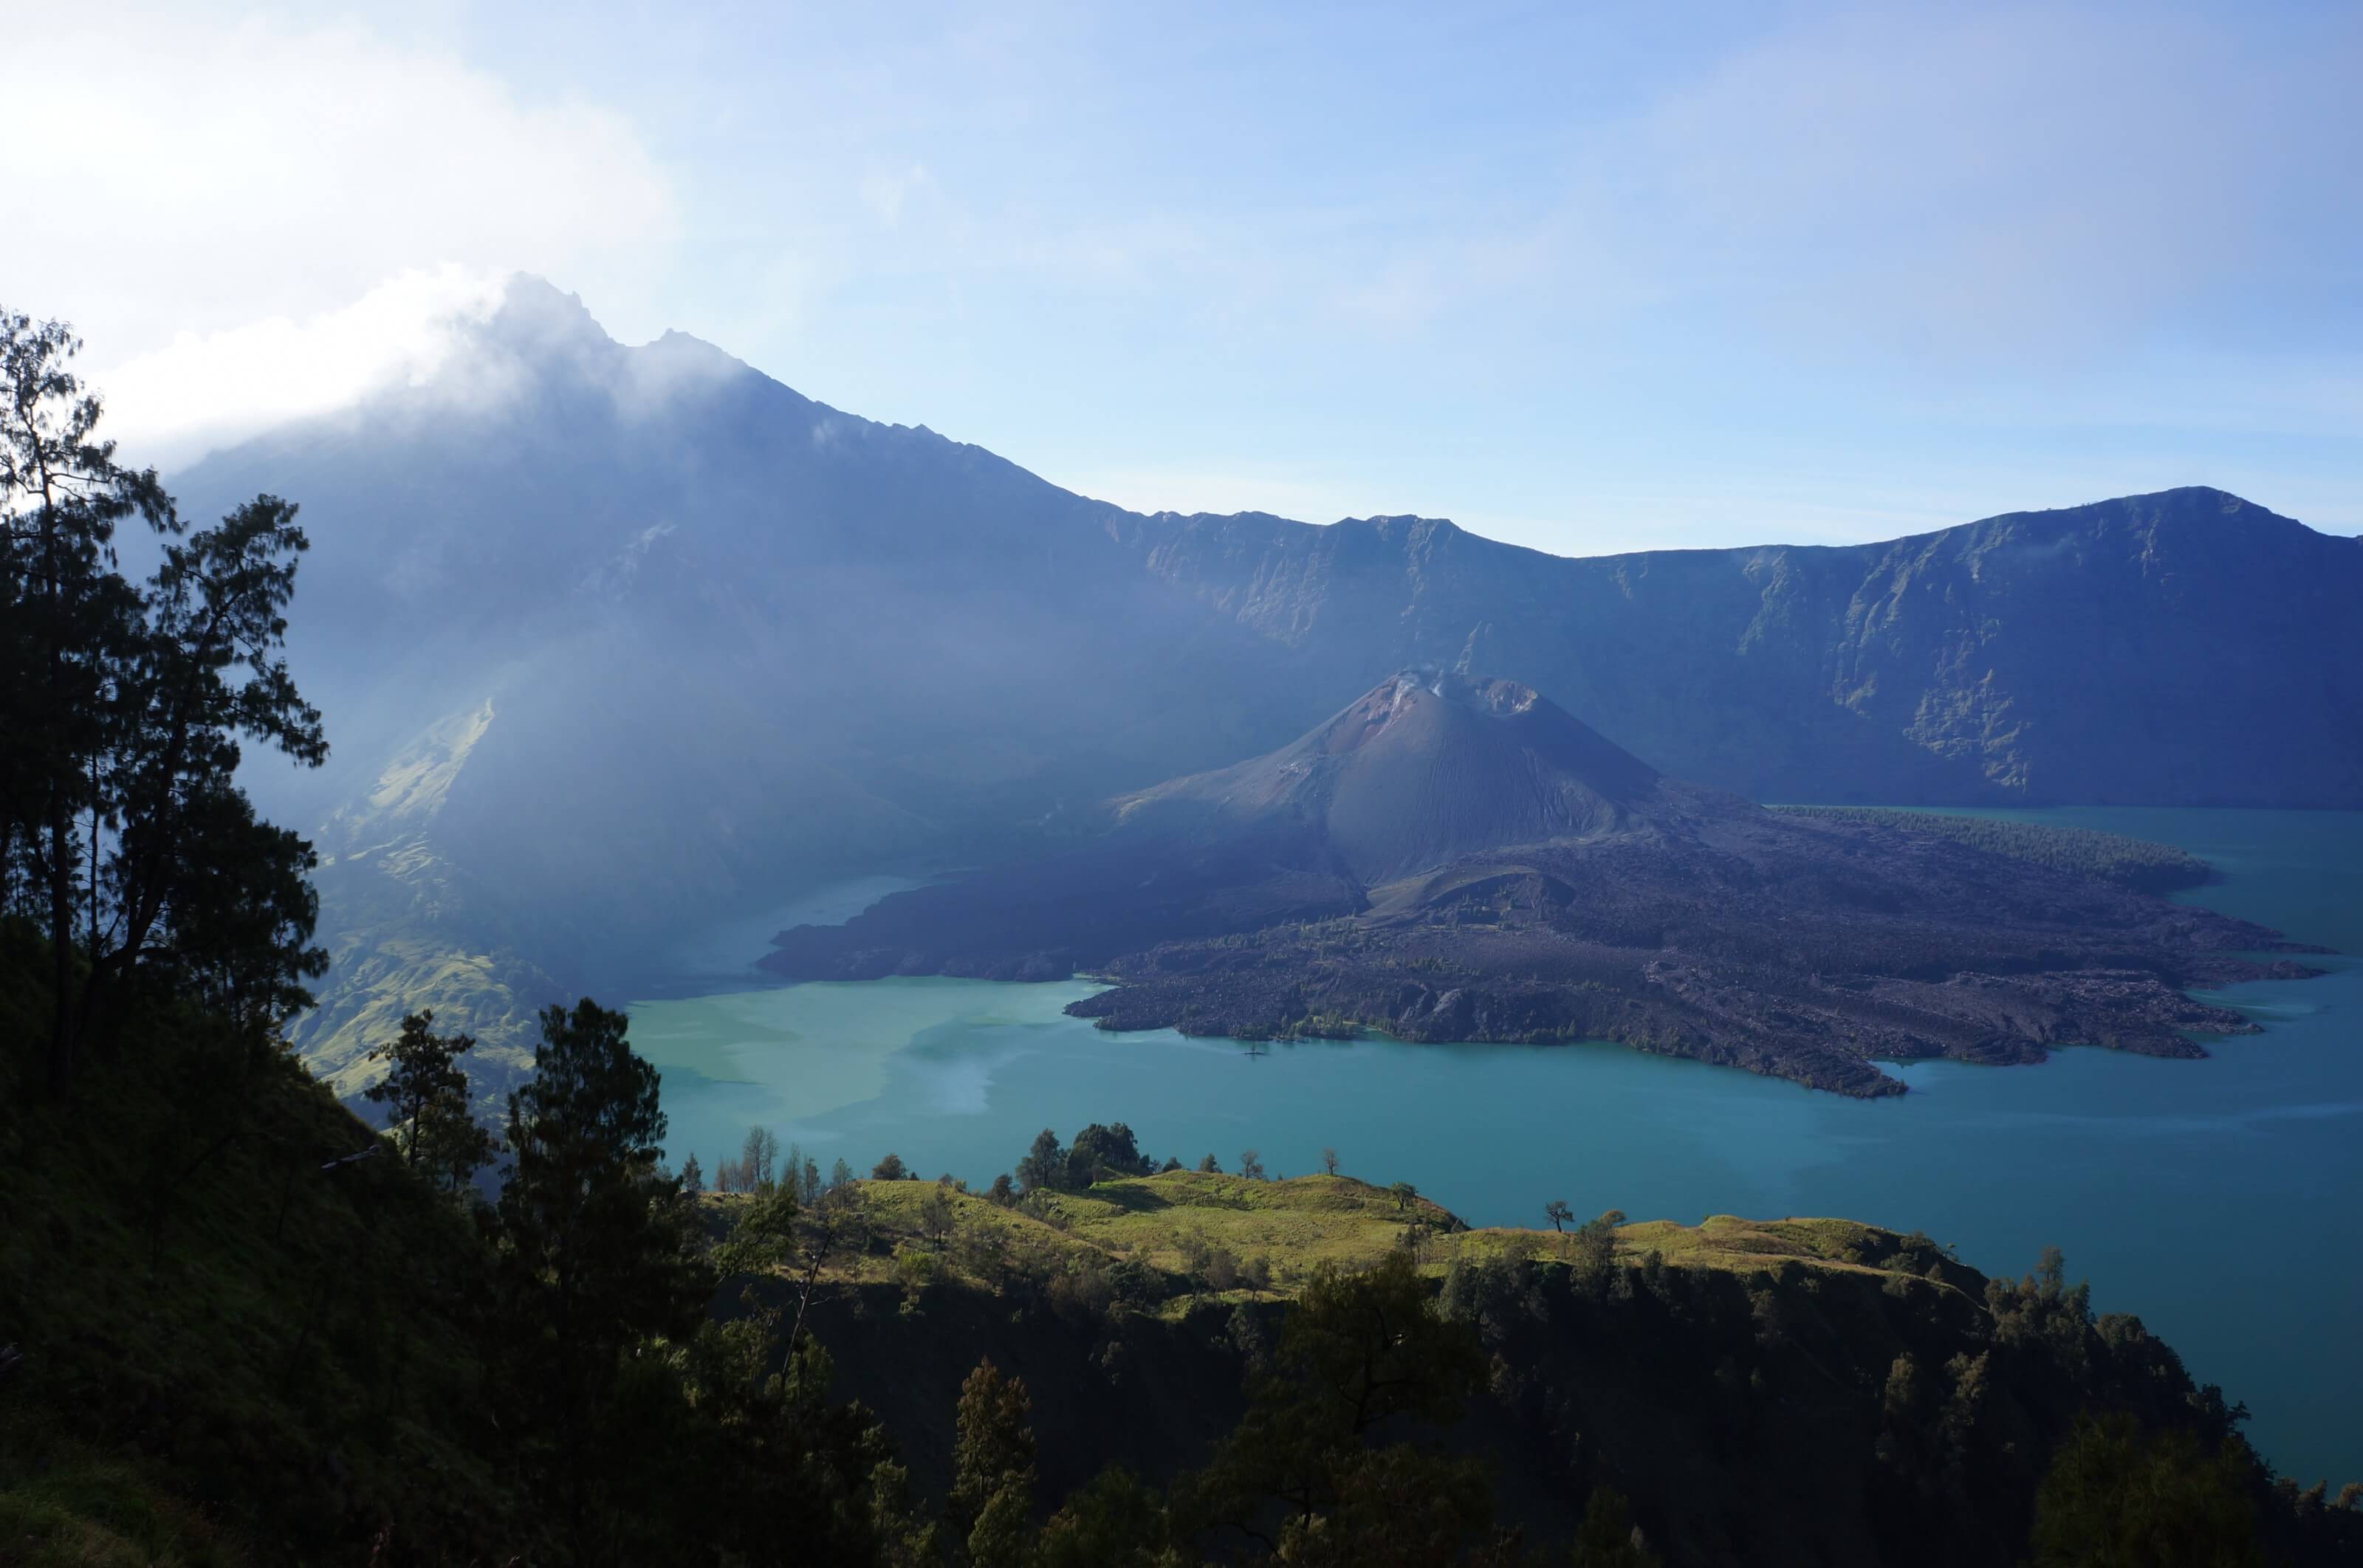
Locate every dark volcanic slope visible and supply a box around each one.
[1110,672,1715,881]
[765,673,2317,1096]
[763,672,1723,979]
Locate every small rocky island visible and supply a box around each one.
[763,673,2320,1095]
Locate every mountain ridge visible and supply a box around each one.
[155,275,2363,1086]
[1108,484,2363,805]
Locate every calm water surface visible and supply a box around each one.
[630,809,2362,1485]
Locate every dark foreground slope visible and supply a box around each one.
[766,673,2315,1095]
[0,926,520,1562]
[4,941,2356,1567]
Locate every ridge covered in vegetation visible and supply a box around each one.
[725,1138,2363,1568]
[9,1001,2363,1566]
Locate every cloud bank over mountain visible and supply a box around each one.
[10,5,674,458]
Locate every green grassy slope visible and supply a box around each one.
[798,1169,1975,1309]
[0,924,523,1565]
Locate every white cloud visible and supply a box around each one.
[4,4,676,457]
[96,265,510,463]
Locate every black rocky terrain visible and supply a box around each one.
[764,673,2319,1095]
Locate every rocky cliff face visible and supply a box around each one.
[1111,489,2363,806]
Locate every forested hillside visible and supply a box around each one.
[7,966,2360,1565]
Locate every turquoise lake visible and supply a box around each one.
[629,808,2363,1487]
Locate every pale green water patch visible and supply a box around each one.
[631,976,1101,1126]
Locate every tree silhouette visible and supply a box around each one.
[363,1009,494,1194]
[740,1125,781,1189]
[1,311,323,1087]
[2032,1413,2260,1567]
[1015,1128,1066,1192]
[952,1358,1038,1568]
[493,997,705,1561]
[1179,1251,1489,1558]
[1066,1121,1151,1186]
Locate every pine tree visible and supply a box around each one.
[1015,1127,1065,1193]
[3,310,164,1089]
[364,1010,494,1192]
[2,309,324,1087]
[1178,1250,1489,1558]
[2031,1414,2261,1568]
[951,1358,1037,1568]
[494,997,708,1562]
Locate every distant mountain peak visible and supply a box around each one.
[380,272,771,426]
[1973,484,2297,538]
[1309,669,1554,759]
[1115,668,1690,883]
[479,273,615,355]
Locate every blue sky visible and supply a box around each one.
[15,1,2360,554]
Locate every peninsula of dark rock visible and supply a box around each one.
[763,673,2318,1096]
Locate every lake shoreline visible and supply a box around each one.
[630,808,2363,1487]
